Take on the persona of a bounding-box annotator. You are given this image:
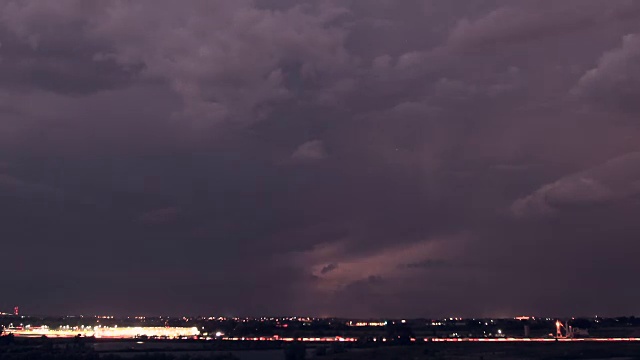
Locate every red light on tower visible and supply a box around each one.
[14,306,19,316]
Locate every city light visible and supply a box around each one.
[2,326,200,339]
[347,321,387,327]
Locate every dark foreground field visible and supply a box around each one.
[2,337,640,360]
[330,342,640,360]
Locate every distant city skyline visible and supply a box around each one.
[4,313,640,343]
[1,309,638,320]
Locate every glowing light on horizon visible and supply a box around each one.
[3,326,199,339]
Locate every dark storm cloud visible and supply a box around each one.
[2,0,640,317]
[139,206,182,225]
[398,259,449,270]
[319,263,338,275]
[512,152,640,218]
[572,33,640,114]
[0,27,143,95]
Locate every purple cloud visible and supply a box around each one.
[2,0,640,317]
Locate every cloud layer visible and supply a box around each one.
[2,0,640,318]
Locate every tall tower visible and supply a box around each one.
[14,306,19,316]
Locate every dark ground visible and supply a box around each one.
[3,336,640,360]
[327,342,640,360]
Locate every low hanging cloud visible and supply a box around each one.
[290,139,327,162]
[304,234,467,291]
[572,33,640,113]
[512,152,640,217]
[447,1,640,51]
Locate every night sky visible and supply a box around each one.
[1,0,640,318]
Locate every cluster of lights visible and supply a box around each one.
[347,321,387,327]
[203,316,319,323]
[223,336,358,342]
[429,338,640,342]
[3,326,199,339]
